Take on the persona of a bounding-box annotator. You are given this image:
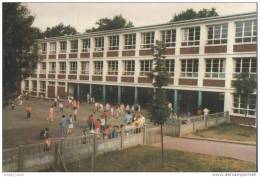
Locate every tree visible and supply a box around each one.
[43,23,78,38]
[148,40,171,165]
[233,72,256,119]
[86,14,134,32]
[3,3,41,103]
[170,8,218,22]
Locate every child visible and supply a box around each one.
[43,136,52,152]
[67,115,73,135]
[26,104,32,119]
[59,102,64,113]
[73,106,78,122]
[47,106,54,122]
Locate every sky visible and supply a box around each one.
[26,2,257,33]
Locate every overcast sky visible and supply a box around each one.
[26,2,256,33]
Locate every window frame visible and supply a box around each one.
[124,33,136,50]
[205,58,226,79]
[59,41,67,53]
[32,81,37,92]
[141,32,155,49]
[95,37,104,51]
[59,62,66,74]
[233,94,256,117]
[49,42,56,54]
[69,62,77,74]
[233,57,256,78]
[180,59,199,78]
[70,40,78,53]
[40,63,46,74]
[207,23,228,45]
[82,38,91,52]
[123,60,135,76]
[81,61,89,75]
[165,59,175,77]
[140,60,153,76]
[161,29,176,48]
[49,62,56,74]
[107,61,118,75]
[40,81,46,92]
[109,35,119,51]
[181,27,200,46]
[41,43,47,54]
[94,61,103,75]
[235,20,257,44]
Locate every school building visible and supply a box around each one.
[21,12,257,125]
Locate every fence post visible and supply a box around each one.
[91,133,96,172]
[143,125,146,145]
[204,115,208,129]
[18,145,24,172]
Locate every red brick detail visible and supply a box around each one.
[31,74,37,78]
[122,50,135,57]
[121,77,134,83]
[106,76,117,82]
[92,75,103,81]
[58,54,66,59]
[80,75,89,80]
[48,55,56,59]
[80,53,90,58]
[39,74,46,78]
[58,74,66,79]
[47,86,55,98]
[230,115,255,126]
[107,51,119,57]
[139,49,153,56]
[30,91,37,96]
[180,47,199,54]
[93,52,104,58]
[205,45,227,53]
[138,77,153,83]
[48,74,55,79]
[169,78,174,85]
[203,79,225,87]
[40,55,46,59]
[57,86,66,99]
[179,78,198,86]
[69,53,77,58]
[233,44,256,52]
[68,75,77,80]
[165,48,175,55]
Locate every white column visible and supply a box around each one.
[46,42,50,60]
[89,61,93,81]
[227,21,235,54]
[154,30,160,43]
[77,61,81,80]
[134,60,140,84]
[36,63,40,78]
[224,91,233,113]
[103,60,108,82]
[45,81,49,98]
[67,40,70,57]
[135,32,141,57]
[46,62,49,76]
[118,60,123,83]
[104,36,109,58]
[77,39,81,57]
[175,27,181,56]
[119,34,124,57]
[65,61,69,80]
[199,24,207,55]
[90,37,95,58]
[56,41,60,57]
[54,81,58,97]
[36,80,40,97]
[198,57,205,87]
[225,56,233,89]
[174,57,181,86]
[20,81,25,94]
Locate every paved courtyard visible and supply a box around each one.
[3,98,151,149]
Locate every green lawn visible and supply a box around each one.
[193,123,256,144]
[67,145,256,172]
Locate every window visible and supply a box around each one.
[161,29,176,47]
[70,40,78,53]
[81,61,89,75]
[107,61,118,75]
[95,37,104,51]
[48,81,55,86]
[140,60,152,76]
[69,62,77,74]
[109,35,119,50]
[207,24,228,44]
[235,20,256,43]
[181,59,199,77]
[82,39,90,52]
[233,94,256,116]
[165,59,175,76]
[58,82,65,87]
[124,34,136,49]
[233,57,256,78]
[181,27,200,46]
[205,58,225,78]
[49,42,56,54]
[41,43,47,54]
[40,63,46,74]
[25,80,29,91]
[40,81,46,92]
[59,62,66,74]
[59,41,67,53]
[94,61,103,75]
[123,60,135,75]
[141,32,155,49]
[32,81,37,92]
[49,62,56,74]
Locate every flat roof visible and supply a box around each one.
[38,11,256,42]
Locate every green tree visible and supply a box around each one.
[86,14,134,32]
[43,23,78,37]
[170,8,218,22]
[3,3,41,103]
[233,72,256,118]
[148,40,171,165]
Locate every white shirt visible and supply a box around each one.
[203,108,209,115]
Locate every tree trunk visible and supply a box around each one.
[160,123,164,166]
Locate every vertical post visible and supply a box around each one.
[117,86,121,104]
[143,125,146,145]
[18,145,24,172]
[89,84,92,97]
[91,134,96,172]
[134,87,138,104]
[198,91,202,106]
[174,90,178,113]
[77,83,80,101]
[102,85,106,104]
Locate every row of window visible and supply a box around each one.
[41,20,256,54]
[39,57,256,78]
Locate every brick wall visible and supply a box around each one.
[58,54,66,59]
[57,74,66,79]
[121,76,134,83]
[69,53,77,58]
[68,75,77,80]
[180,47,199,54]
[138,77,152,83]
[139,49,153,56]
[106,76,118,82]
[80,53,90,58]
[79,75,89,80]
[233,44,256,52]
[122,50,135,57]
[230,115,255,126]
[179,78,198,86]
[165,48,175,55]
[203,79,225,87]
[93,52,104,58]
[48,74,55,79]
[205,45,227,53]
[107,51,119,57]
[48,55,56,59]
[92,75,102,81]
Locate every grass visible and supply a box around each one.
[67,145,256,172]
[193,123,256,144]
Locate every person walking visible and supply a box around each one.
[59,102,64,113]
[67,114,74,135]
[73,106,78,122]
[86,93,90,103]
[26,104,32,119]
[48,105,54,122]
[59,115,67,137]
